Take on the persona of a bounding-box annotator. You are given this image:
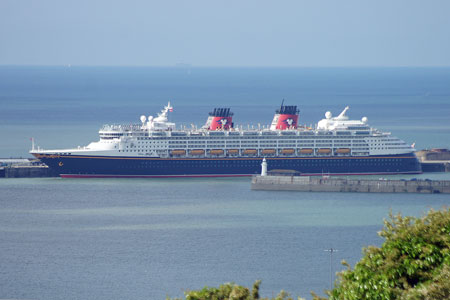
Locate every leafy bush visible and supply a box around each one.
[327,208,450,300]
[168,280,303,300]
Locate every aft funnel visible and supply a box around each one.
[270,102,300,130]
[204,108,234,130]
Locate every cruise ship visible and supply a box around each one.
[30,102,421,178]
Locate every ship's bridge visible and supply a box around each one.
[99,102,176,140]
[98,124,143,139]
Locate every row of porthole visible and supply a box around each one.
[118,160,404,166]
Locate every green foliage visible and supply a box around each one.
[330,208,450,300]
[184,283,237,300]
[251,280,261,300]
[167,280,304,300]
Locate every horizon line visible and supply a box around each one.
[1,64,450,69]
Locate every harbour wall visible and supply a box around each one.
[416,149,450,161]
[420,162,450,173]
[251,175,450,194]
[416,149,450,172]
[0,166,58,178]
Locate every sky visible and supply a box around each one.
[1,0,450,67]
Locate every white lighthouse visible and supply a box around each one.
[261,158,267,176]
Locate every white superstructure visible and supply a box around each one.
[31,104,415,158]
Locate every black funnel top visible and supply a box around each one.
[209,108,234,117]
[276,105,300,115]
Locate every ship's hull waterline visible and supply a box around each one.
[33,152,421,178]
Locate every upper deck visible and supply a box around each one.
[31,103,415,158]
[99,125,386,139]
[98,104,383,139]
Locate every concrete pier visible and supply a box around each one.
[0,165,58,178]
[421,161,450,173]
[416,149,450,172]
[252,175,450,194]
[0,158,59,178]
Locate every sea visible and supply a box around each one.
[0,66,450,299]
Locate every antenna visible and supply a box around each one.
[324,248,339,290]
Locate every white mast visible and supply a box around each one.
[335,106,350,120]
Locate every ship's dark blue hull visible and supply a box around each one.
[33,153,422,178]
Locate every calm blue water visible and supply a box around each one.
[1,175,450,300]
[1,67,450,299]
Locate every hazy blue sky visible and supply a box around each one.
[1,0,450,67]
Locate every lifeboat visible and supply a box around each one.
[243,149,257,155]
[336,148,351,154]
[227,149,239,154]
[261,149,276,155]
[317,148,332,154]
[189,149,205,156]
[299,148,313,154]
[209,149,224,155]
[171,149,186,156]
[281,148,295,155]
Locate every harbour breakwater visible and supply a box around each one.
[421,162,450,172]
[251,175,450,194]
[0,165,58,178]
[416,149,450,172]
[0,159,58,178]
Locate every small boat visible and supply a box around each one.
[299,148,313,154]
[243,149,257,155]
[336,148,351,154]
[209,149,224,155]
[261,149,276,155]
[281,148,295,154]
[317,148,332,154]
[189,149,205,156]
[171,149,186,156]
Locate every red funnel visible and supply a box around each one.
[270,104,300,130]
[205,108,234,130]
